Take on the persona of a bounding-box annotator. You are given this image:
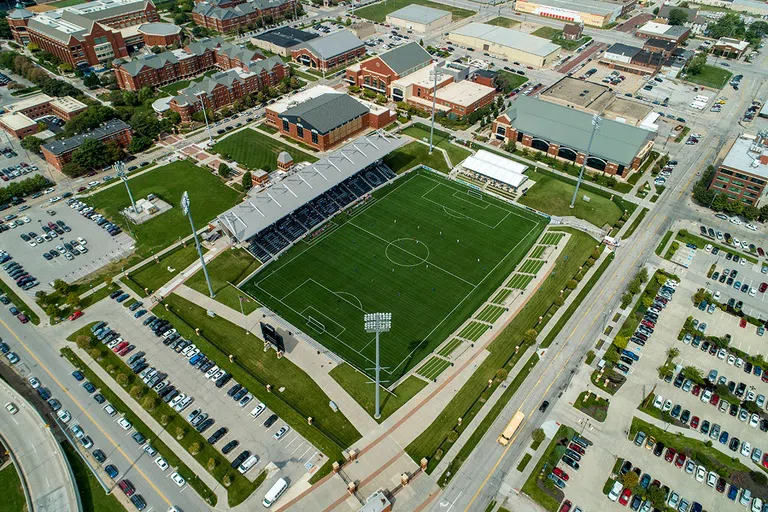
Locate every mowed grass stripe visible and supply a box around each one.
[519,259,545,274]
[243,171,544,380]
[417,357,452,380]
[459,321,490,342]
[541,232,565,245]
[438,338,463,357]
[531,246,546,258]
[477,305,505,323]
[213,128,317,171]
[492,289,513,304]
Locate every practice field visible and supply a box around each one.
[243,171,545,381]
[212,128,318,171]
[355,0,475,22]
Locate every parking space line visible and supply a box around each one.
[290,441,306,455]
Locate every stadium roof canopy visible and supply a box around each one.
[462,149,528,188]
[217,132,405,242]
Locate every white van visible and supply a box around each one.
[694,95,709,102]
[262,478,288,507]
[608,481,622,501]
[238,454,259,474]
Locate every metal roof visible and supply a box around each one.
[41,119,131,156]
[295,30,364,60]
[462,149,528,188]
[138,22,181,36]
[253,26,318,48]
[605,43,641,58]
[504,96,653,166]
[387,4,450,24]
[217,131,405,242]
[450,23,559,58]
[377,42,432,76]
[279,93,369,134]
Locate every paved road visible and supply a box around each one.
[0,379,80,512]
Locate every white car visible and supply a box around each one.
[653,395,664,409]
[742,441,752,457]
[707,471,717,487]
[758,394,765,407]
[28,376,40,389]
[701,390,712,403]
[747,224,758,231]
[747,390,756,401]
[695,465,706,482]
[117,418,132,431]
[170,393,185,408]
[186,348,200,359]
[181,344,196,356]
[44,187,55,194]
[171,472,186,487]
[48,196,61,203]
[5,402,18,414]
[713,291,721,300]
[750,414,760,428]
[20,217,29,223]
[717,349,727,360]
[57,410,71,423]
[205,365,219,379]
[663,400,673,412]
[749,288,757,297]
[753,498,764,512]
[731,217,742,225]
[155,456,169,471]
[77,237,87,245]
[727,354,736,365]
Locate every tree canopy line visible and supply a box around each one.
[693,165,768,221]
[706,13,768,47]
[0,174,52,205]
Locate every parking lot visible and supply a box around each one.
[0,143,53,191]
[88,297,325,490]
[0,201,134,289]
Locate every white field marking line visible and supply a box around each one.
[333,290,364,311]
[299,306,348,338]
[451,189,491,210]
[421,190,511,230]
[347,221,478,288]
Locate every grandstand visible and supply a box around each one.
[217,131,405,262]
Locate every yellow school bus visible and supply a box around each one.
[497,410,525,446]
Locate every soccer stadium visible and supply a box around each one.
[219,132,546,382]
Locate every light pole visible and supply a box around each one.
[570,114,602,209]
[117,163,138,214]
[195,92,213,144]
[181,191,215,298]
[364,312,391,420]
[428,66,444,155]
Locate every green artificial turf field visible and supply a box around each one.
[243,171,544,381]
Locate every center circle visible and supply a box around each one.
[385,238,430,267]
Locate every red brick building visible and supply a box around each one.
[192,0,296,33]
[344,42,432,96]
[291,30,365,72]
[138,22,182,47]
[0,94,87,139]
[41,119,132,171]
[169,56,288,123]
[8,0,159,68]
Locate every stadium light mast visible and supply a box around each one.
[570,114,602,209]
[428,66,444,155]
[117,164,137,214]
[181,191,215,298]
[195,91,213,144]
[364,312,391,420]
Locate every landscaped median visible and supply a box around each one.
[675,229,758,264]
[0,278,40,325]
[520,424,576,511]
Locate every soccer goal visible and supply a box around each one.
[467,188,484,199]
[306,316,326,334]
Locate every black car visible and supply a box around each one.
[227,384,242,397]
[231,450,250,469]
[93,393,106,404]
[538,400,549,412]
[729,437,740,451]
[208,427,228,444]
[233,387,248,401]
[215,373,232,388]
[109,289,123,299]
[673,373,684,387]
[729,403,738,416]
[562,455,580,470]
[222,440,239,454]
[93,449,106,464]
[263,413,278,428]
[197,418,215,433]
[653,441,665,457]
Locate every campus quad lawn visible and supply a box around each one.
[213,128,317,171]
[159,69,218,96]
[243,171,545,381]
[487,16,520,28]
[129,244,205,294]
[401,123,472,166]
[87,160,241,257]
[518,169,623,228]
[187,247,261,314]
[0,464,25,512]
[684,64,733,89]
[355,0,474,22]
[383,141,450,174]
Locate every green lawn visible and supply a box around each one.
[129,244,205,295]
[519,169,624,228]
[401,123,472,166]
[521,424,576,511]
[487,16,520,28]
[160,69,218,96]
[290,68,319,82]
[213,128,317,171]
[655,230,673,256]
[531,27,560,39]
[243,171,544,381]
[86,160,241,257]
[256,123,279,135]
[684,64,733,89]
[186,247,261,314]
[355,0,475,22]
[0,279,40,325]
[496,71,529,94]
[61,443,125,512]
[152,293,361,471]
[0,463,26,512]
[383,141,451,174]
[531,27,592,51]
[329,363,427,422]
[623,207,648,238]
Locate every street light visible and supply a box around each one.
[181,191,214,298]
[570,114,602,209]
[364,312,391,420]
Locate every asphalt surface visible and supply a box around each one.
[0,378,79,512]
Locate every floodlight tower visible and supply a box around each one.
[181,191,215,298]
[364,312,391,420]
[195,91,213,144]
[428,66,444,155]
[117,163,137,213]
[570,114,602,209]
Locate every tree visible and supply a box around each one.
[160,414,171,426]
[189,442,201,455]
[207,458,218,471]
[83,72,101,89]
[142,396,157,411]
[0,13,11,40]
[72,138,108,171]
[76,335,93,351]
[175,426,186,440]
[218,163,230,179]
[53,279,71,295]
[130,385,145,400]
[667,347,680,359]
[668,8,688,25]
[622,470,640,488]
[637,267,648,283]
[21,136,43,154]
[66,292,81,309]
[116,373,129,386]
[628,278,641,295]
[686,53,707,75]
[531,428,545,444]
[523,328,538,345]
[242,171,253,190]
[682,365,704,384]
[89,348,102,360]
[222,473,232,487]
[645,484,666,509]
[129,135,153,154]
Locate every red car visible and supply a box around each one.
[619,488,632,505]
[664,447,676,463]
[568,442,585,455]
[690,416,700,429]
[692,384,701,396]
[18,314,28,324]
[69,310,83,321]
[651,479,661,488]
[552,467,569,481]
[118,479,135,497]
[763,453,768,470]
[675,453,686,468]
[113,341,129,353]
[760,282,768,293]
[559,500,572,512]
[710,393,720,406]
[762,372,768,384]
[717,477,726,493]
[118,344,134,356]
[759,247,766,257]
[740,318,747,328]
[641,320,655,328]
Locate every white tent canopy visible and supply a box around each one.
[461,149,528,188]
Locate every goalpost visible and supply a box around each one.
[467,188,483,199]
[306,316,326,334]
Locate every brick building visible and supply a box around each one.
[635,21,690,44]
[291,30,365,72]
[192,0,296,33]
[600,42,662,74]
[492,96,654,177]
[267,86,394,151]
[0,93,87,139]
[138,22,182,47]
[345,42,432,96]
[114,37,268,90]
[41,119,132,171]
[708,133,768,207]
[169,56,287,122]
[8,0,159,68]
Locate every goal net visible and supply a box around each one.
[306,316,326,334]
[467,188,483,199]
